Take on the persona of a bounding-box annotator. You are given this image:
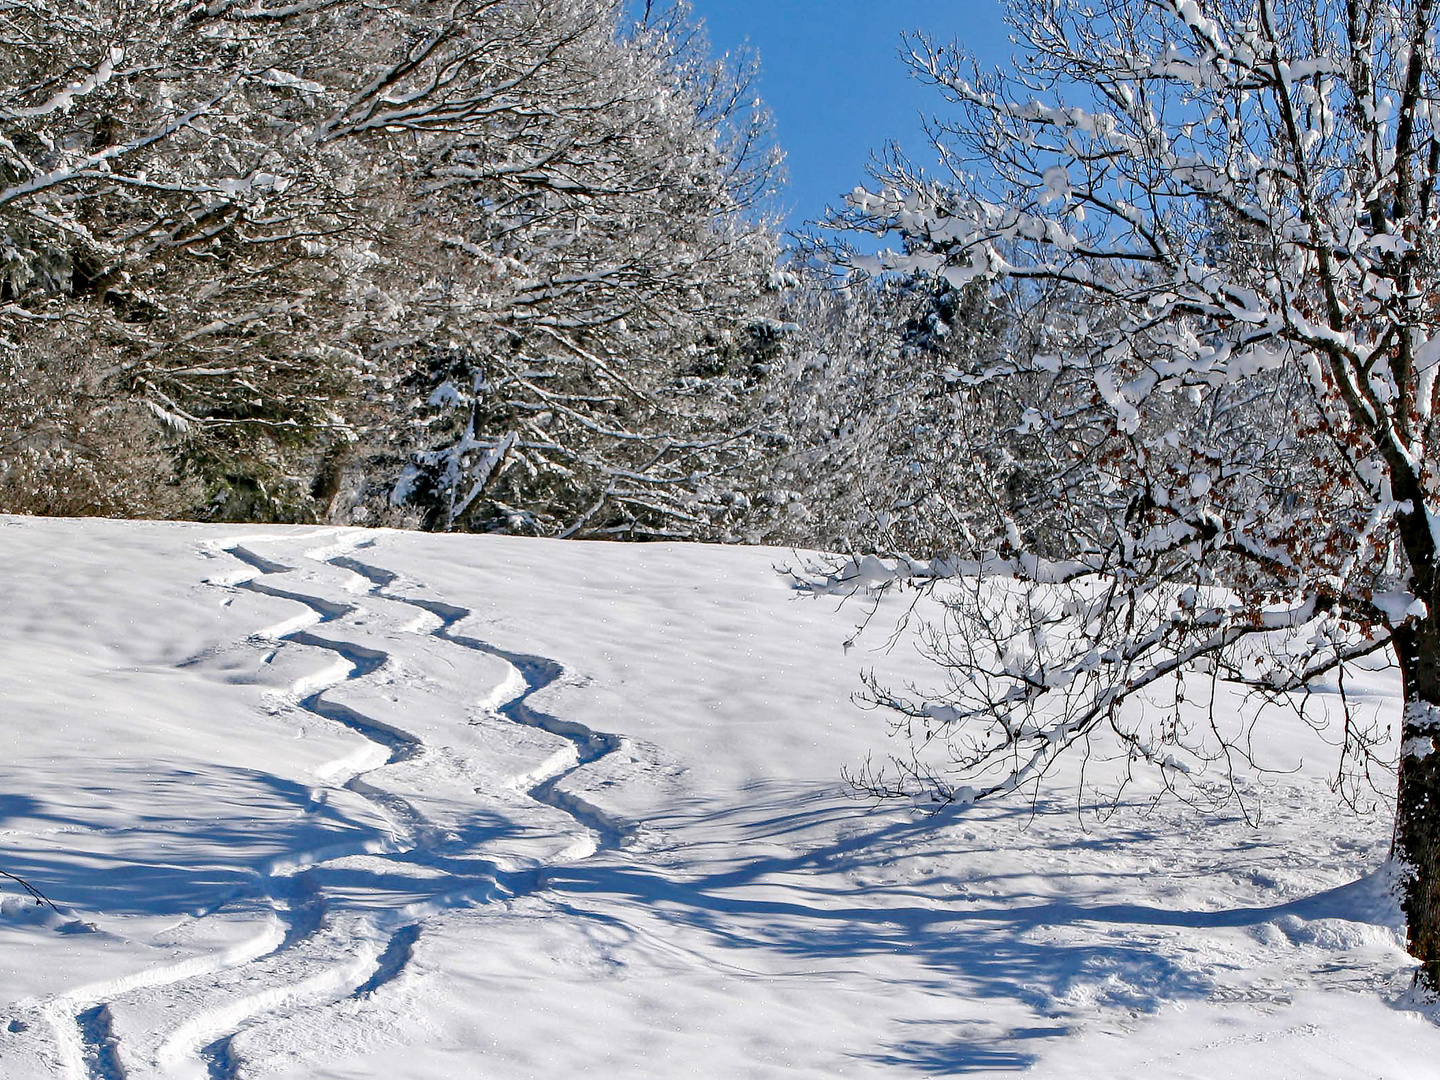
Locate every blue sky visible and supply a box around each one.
[688,1,1012,234]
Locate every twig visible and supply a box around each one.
[0,869,62,913]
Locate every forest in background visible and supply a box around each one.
[0,0,1003,554]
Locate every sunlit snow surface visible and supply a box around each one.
[0,515,1435,1078]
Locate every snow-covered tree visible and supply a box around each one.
[0,0,783,531]
[0,0,361,516]
[824,0,1440,984]
[0,313,196,518]
[355,0,787,538]
[758,269,1053,555]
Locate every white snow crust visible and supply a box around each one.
[0,516,1434,1077]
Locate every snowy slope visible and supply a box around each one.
[0,515,1434,1078]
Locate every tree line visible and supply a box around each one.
[1,0,786,537]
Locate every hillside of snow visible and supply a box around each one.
[0,515,1436,1078]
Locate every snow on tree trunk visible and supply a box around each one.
[1396,612,1440,981]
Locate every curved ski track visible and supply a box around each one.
[33,530,634,1080]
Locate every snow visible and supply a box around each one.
[1,48,121,120]
[0,515,1436,1078]
[1374,590,1429,627]
[1401,736,1434,761]
[260,69,325,95]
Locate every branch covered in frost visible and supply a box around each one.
[816,0,1440,811]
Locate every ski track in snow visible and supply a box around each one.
[325,550,633,856]
[32,529,632,1080]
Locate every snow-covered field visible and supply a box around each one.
[0,515,1435,1078]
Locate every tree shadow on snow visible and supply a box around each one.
[864,1020,1065,1074]
[543,779,1398,1075]
[0,762,527,923]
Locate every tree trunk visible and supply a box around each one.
[1393,613,1440,987]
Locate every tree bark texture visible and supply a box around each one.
[1394,605,1440,985]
